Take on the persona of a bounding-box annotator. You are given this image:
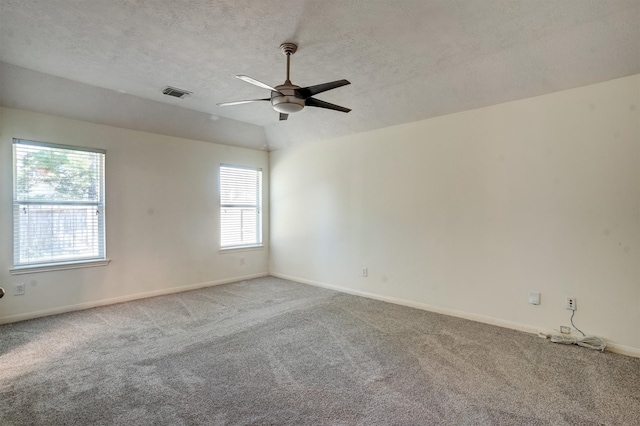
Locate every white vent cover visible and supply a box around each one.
[162,86,192,99]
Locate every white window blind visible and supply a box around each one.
[220,164,262,249]
[13,139,106,267]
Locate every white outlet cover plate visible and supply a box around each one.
[14,283,25,295]
[528,292,540,305]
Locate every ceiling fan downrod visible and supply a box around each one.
[280,42,297,84]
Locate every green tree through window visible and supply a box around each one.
[17,148,99,201]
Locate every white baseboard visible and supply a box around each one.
[603,342,640,358]
[270,272,640,359]
[0,272,268,325]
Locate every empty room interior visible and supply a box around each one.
[1,1,639,424]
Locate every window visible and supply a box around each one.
[13,139,106,268]
[220,164,262,249]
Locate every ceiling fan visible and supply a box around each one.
[217,43,351,121]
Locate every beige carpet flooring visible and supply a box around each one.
[1,276,639,425]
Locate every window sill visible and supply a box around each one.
[219,245,264,253]
[10,259,111,275]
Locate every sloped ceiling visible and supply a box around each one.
[1,0,639,151]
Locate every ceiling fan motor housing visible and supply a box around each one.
[271,85,305,113]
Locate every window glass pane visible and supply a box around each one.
[220,167,259,205]
[15,143,103,203]
[14,204,103,265]
[220,165,262,249]
[13,139,106,266]
[221,207,259,247]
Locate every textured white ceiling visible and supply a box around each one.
[1,0,639,150]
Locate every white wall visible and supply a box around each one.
[270,75,640,353]
[0,107,269,322]
[0,62,269,151]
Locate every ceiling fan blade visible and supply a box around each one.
[279,113,289,121]
[305,97,351,113]
[236,75,280,92]
[217,98,270,107]
[296,79,350,99]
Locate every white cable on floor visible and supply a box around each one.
[550,333,607,351]
[550,310,606,352]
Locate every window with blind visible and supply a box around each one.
[220,164,262,249]
[13,139,106,267]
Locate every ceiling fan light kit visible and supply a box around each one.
[218,43,351,121]
[271,87,305,114]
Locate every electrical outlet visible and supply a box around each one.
[566,297,576,311]
[560,326,571,334]
[14,283,25,296]
[361,267,368,277]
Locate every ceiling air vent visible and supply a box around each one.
[162,86,192,99]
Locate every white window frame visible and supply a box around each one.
[11,139,108,274]
[219,164,263,250]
